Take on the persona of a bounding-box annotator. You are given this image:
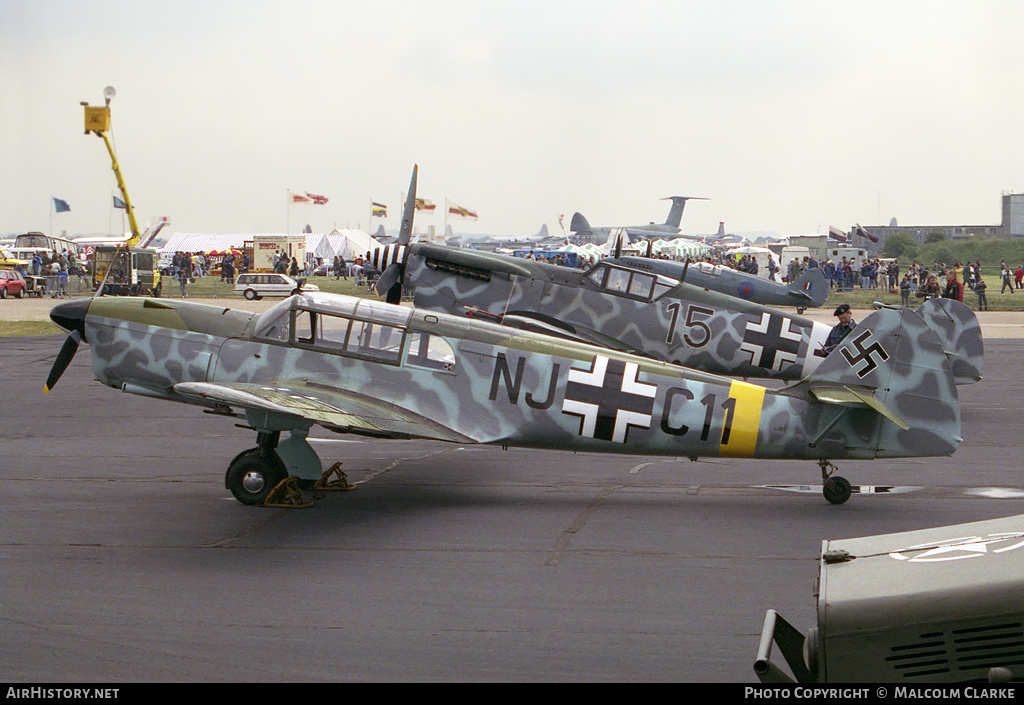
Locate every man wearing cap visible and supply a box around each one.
[822,303,856,355]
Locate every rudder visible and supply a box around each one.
[915,297,984,384]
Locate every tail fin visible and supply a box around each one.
[915,298,984,385]
[569,212,591,234]
[787,268,829,307]
[796,306,960,459]
[661,196,708,228]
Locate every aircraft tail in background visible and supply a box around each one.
[661,196,708,228]
[787,268,830,307]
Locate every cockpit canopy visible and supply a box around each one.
[253,293,454,371]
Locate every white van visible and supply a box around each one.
[234,272,319,300]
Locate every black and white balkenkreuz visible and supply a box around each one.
[739,312,803,372]
[561,355,657,443]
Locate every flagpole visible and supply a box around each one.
[286,190,290,235]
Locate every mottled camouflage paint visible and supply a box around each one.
[913,298,984,384]
[397,243,833,381]
[58,293,959,482]
[375,244,982,387]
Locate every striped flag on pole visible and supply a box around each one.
[447,200,477,220]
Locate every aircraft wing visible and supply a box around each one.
[498,312,644,355]
[173,380,475,443]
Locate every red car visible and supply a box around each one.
[0,269,28,298]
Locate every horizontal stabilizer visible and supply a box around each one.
[807,383,909,430]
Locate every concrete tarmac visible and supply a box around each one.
[1,312,1023,682]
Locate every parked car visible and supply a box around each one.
[0,269,28,298]
[233,272,319,300]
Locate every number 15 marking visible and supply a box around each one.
[666,303,714,347]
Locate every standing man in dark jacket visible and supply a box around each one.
[942,270,964,302]
[822,303,856,355]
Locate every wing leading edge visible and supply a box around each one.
[173,380,475,443]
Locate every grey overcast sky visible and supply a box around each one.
[2,0,1022,239]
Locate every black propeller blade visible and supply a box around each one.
[45,299,90,394]
[374,164,418,304]
[44,330,80,394]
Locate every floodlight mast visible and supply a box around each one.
[82,86,141,245]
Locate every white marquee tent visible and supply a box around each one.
[724,245,780,280]
[158,230,381,262]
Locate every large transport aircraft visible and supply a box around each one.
[568,196,708,243]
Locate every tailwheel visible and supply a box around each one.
[225,447,286,505]
[314,462,357,492]
[819,459,852,505]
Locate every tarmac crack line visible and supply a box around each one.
[352,446,464,485]
[546,484,622,567]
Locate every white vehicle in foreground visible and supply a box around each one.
[234,273,319,300]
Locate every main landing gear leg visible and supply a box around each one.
[819,459,852,505]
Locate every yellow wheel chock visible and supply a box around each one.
[314,462,357,492]
[261,477,314,509]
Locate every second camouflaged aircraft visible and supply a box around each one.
[369,242,983,386]
[369,166,980,387]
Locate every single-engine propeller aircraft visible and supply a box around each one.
[45,282,962,508]
[42,167,965,509]
[368,174,982,386]
[639,256,831,312]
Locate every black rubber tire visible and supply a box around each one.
[225,450,287,505]
[823,476,852,505]
[244,289,257,300]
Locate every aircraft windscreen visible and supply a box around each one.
[252,299,293,341]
